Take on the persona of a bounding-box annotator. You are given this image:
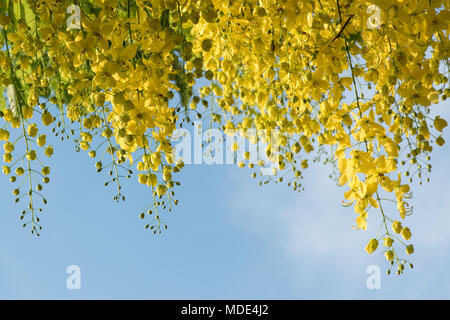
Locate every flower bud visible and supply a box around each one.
[365,238,379,254]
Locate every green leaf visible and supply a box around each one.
[19,2,25,20]
[349,32,363,44]
[12,0,36,31]
[0,86,6,110]
[160,9,171,29]
[7,0,16,25]
[63,88,72,106]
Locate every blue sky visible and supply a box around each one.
[0,97,449,299]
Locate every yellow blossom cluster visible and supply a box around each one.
[0,0,448,273]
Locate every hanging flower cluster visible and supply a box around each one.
[0,0,448,275]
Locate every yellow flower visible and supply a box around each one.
[3,142,14,153]
[406,245,414,255]
[26,150,37,161]
[138,174,148,185]
[385,250,395,261]
[163,170,172,182]
[44,146,54,157]
[41,111,54,126]
[365,239,378,254]
[27,124,38,137]
[0,129,10,141]
[434,116,448,132]
[401,227,412,241]
[137,162,145,171]
[156,184,167,197]
[80,141,90,151]
[2,166,11,175]
[392,221,402,234]
[37,135,46,147]
[41,166,50,176]
[3,153,12,163]
[147,173,157,188]
[436,136,445,146]
[383,237,394,247]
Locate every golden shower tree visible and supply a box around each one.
[0,0,449,275]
